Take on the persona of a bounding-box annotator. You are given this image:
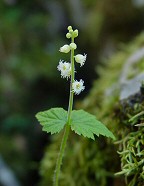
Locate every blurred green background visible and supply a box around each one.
[0,0,144,186]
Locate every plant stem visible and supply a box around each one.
[67,37,75,123]
[53,37,75,186]
[53,124,70,186]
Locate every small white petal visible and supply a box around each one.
[57,60,64,71]
[59,44,70,53]
[72,79,85,95]
[75,54,87,67]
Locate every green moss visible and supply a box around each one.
[116,128,144,186]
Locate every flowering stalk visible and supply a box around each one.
[67,36,75,122]
[35,25,115,186]
[54,26,86,186]
[54,28,75,186]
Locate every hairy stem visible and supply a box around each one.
[53,37,75,186]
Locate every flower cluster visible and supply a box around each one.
[57,26,87,95]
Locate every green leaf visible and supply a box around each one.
[71,110,115,140]
[35,108,67,134]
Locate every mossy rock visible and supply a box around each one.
[39,33,144,186]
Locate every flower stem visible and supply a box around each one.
[53,37,75,186]
[67,37,75,123]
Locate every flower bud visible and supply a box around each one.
[69,29,73,34]
[59,44,70,53]
[70,43,77,50]
[73,29,78,37]
[67,26,72,31]
[66,33,71,39]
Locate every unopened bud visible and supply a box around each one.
[74,29,78,37]
[59,44,70,53]
[70,43,77,50]
[66,33,71,39]
[67,26,72,31]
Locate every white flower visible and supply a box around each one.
[72,79,85,95]
[57,60,71,79]
[59,44,70,53]
[70,43,77,50]
[74,54,87,67]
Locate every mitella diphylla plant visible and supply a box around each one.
[35,26,115,186]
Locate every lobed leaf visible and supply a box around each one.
[71,110,115,140]
[35,108,67,134]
